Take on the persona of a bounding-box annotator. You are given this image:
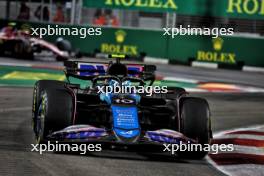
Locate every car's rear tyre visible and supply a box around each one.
[32,80,73,143]
[166,87,186,99]
[178,97,212,159]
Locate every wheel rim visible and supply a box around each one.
[35,94,46,144]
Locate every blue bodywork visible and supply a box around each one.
[112,106,140,139]
[99,80,141,142]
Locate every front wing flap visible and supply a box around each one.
[47,125,196,145]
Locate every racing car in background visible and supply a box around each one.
[0,23,72,61]
[32,55,212,159]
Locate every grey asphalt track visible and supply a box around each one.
[0,57,264,176]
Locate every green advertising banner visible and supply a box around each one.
[84,0,264,20]
[167,35,264,66]
[2,20,263,67]
[41,26,168,58]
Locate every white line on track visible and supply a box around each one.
[162,76,199,83]
[185,88,207,92]
[0,62,32,67]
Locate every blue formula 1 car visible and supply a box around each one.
[32,55,212,159]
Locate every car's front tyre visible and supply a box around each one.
[178,97,212,159]
[32,80,73,143]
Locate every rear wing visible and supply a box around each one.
[64,60,156,81]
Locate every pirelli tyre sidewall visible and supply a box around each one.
[179,97,212,159]
[32,80,72,144]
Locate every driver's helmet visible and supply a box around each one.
[107,63,127,78]
[20,29,30,36]
[8,22,16,28]
[108,79,132,88]
[2,22,16,36]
